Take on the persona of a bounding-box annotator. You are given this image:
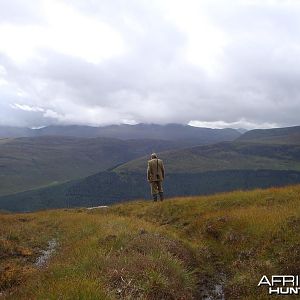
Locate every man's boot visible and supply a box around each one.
[159,192,164,201]
[153,194,158,202]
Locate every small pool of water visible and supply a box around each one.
[35,238,57,268]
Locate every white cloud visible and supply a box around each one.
[10,103,44,112]
[189,119,279,130]
[162,0,229,75]
[0,0,299,129]
[0,0,126,64]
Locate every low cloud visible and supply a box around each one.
[10,103,44,112]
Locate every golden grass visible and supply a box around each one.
[1,184,300,299]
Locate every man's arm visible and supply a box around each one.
[161,161,165,179]
[147,162,151,181]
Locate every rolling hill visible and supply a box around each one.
[115,125,300,173]
[236,125,300,144]
[0,136,185,196]
[114,141,300,174]
[1,185,300,299]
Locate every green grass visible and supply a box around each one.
[1,184,300,299]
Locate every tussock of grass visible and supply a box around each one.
[1,184,300,299]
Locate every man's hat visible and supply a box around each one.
[151,153,157,159]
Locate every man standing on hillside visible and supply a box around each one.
[147,153,165,202]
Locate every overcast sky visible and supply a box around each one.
[0,0,300,129]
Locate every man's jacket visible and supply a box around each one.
[147,158,165,182]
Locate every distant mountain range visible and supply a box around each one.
[0,123,241,143]
[1,125,300,212]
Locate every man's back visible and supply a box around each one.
[147,158,165,182]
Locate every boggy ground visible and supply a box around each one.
[1,184,300,299]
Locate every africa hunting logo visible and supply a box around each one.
[258,275,300,295]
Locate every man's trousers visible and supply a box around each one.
[150,180,163,195]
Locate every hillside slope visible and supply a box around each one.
[236,125,300,144]
[115,125,300,174]
[114,141,300,173]
[1,185,300,299]
[0,136,183,196]
[2,169,300,212]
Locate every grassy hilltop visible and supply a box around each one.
[1,184,300,299]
